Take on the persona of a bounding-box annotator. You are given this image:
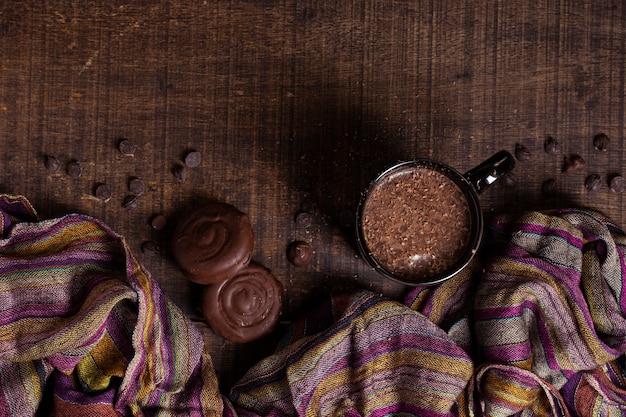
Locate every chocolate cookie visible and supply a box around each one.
[171,201,255,284]
[202,263,283,343]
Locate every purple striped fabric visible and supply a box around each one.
[403,208,626,415]
[0,194,224,416]
[2,194,626,416]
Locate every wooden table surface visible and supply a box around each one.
[1,0,625,389]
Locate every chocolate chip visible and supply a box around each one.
[67,161,82,178]
[118,139,135,156]
[172,165,187,182]
[584,174,601,192]
[295,211,314,228]
[286,241,314,267]
[562,154,586,174]
[610,175,625,193]
[542,178,557,197]
[129,178,146,196]
[544,136,559,154]
[95,183,112,202]
[593,133,610,151]
[184,151,202,168]
[150,214,167,230]
[514,143,531,162]
[122,195,139,210]
[141,240,160,255]
[45,155,61,172]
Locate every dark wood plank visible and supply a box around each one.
[1,0,625,390]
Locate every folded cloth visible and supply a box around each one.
[3,193,626,417]
[229,208,626,416]
[0,194,223,416]
[227,291,474,416]
[406,208,626,416]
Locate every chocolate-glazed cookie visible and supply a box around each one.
[202,263,283,343]
[171,201,255,284]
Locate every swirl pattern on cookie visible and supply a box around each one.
[171,201,254,284]
[202,263,283,343]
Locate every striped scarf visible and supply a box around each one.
[0,194,223,416]
[1,194,625,416]
[230,208,626,416]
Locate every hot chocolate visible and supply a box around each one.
[361,166,472,282]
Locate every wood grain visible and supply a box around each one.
[1,0,624,390]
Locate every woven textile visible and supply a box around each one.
[228,291,474,416]
[0,194,223,416]
[229,208,626,416]
[404,208,626,416]
[2,194,626,416]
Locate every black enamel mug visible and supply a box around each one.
[355,150,515,286]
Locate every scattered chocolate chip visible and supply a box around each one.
[129,178,146,196]
[45,155,61,172]
[118,139,135,156]
[593,133,610,152]
[584,174,601,192]
[172,165,187,182]
[541,178,557,197]
[514,143,531,162]
[150,214,168,230]
[295,211,314,228]
[95,183,112,202]
[67,161,82,178]
[122,195,139,210]
[184,151,202,168]
[544,136,559,154]
[286,240,314,267]
[500,172,515,188]
[610,175,625,193]
[562,154,586,174]
[141,240,160,255]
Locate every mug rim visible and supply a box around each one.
[355,159,484,286]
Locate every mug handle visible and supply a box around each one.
[463,150,515,194]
